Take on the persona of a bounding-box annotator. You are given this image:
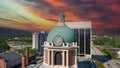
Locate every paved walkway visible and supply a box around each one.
[104,60,120,68]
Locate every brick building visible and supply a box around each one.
[40,14,78,68]
[0,51,21,68]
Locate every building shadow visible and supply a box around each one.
[92,55,110,63]
[77,61,97,68]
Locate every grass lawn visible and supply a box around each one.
[93,59,105,68]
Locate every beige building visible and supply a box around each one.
[66,22,92,59]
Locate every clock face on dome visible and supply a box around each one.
[53,36,63,46]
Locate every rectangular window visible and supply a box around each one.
[85,29,91,54]
[80,29,84,54]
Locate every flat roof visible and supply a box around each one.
[65,22,91,29]
[0,51,21,62]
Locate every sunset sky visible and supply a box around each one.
[0,0,120,34]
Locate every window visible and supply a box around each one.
[85,29,90,54]
[54,52,62,65]
[80,29,84,54]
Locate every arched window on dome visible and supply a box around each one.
[54,52,62,65]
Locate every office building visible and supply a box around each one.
[38,31,48,56]
[66,22,92,58]
[32,32,39,49]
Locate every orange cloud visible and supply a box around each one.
[46,0,66,7]
[64,11,85,21]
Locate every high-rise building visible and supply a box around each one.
[66,22,92,58]
[32,32,39,49]
[38,31,48,55]
[32,31,48,56]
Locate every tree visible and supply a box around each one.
[0,42,10,51]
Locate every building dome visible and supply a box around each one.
[47,26,76,43]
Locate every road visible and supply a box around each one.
[27,59,43,68]
[104,60,120,68]
[92,46,109,62]
[92,46,120,68]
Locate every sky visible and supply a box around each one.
[0,0,120,34]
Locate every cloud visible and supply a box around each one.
[0,0,120,34]
[45,0,67,7]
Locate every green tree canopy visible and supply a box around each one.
[0,42,10,51]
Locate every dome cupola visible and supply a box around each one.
[47,14,76,43]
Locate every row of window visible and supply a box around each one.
[74,29,91,54]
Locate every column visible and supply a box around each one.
[75,49,77,65]
[44,49,45,63]
[62,51,65,66]
[51,50,54,66]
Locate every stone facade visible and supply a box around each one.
[43,42,78,68]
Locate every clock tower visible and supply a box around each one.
[41,14,78,68]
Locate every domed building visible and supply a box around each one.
[47,26,76,43]
[40,14,78,68]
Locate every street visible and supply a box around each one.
[92,45,120,68]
